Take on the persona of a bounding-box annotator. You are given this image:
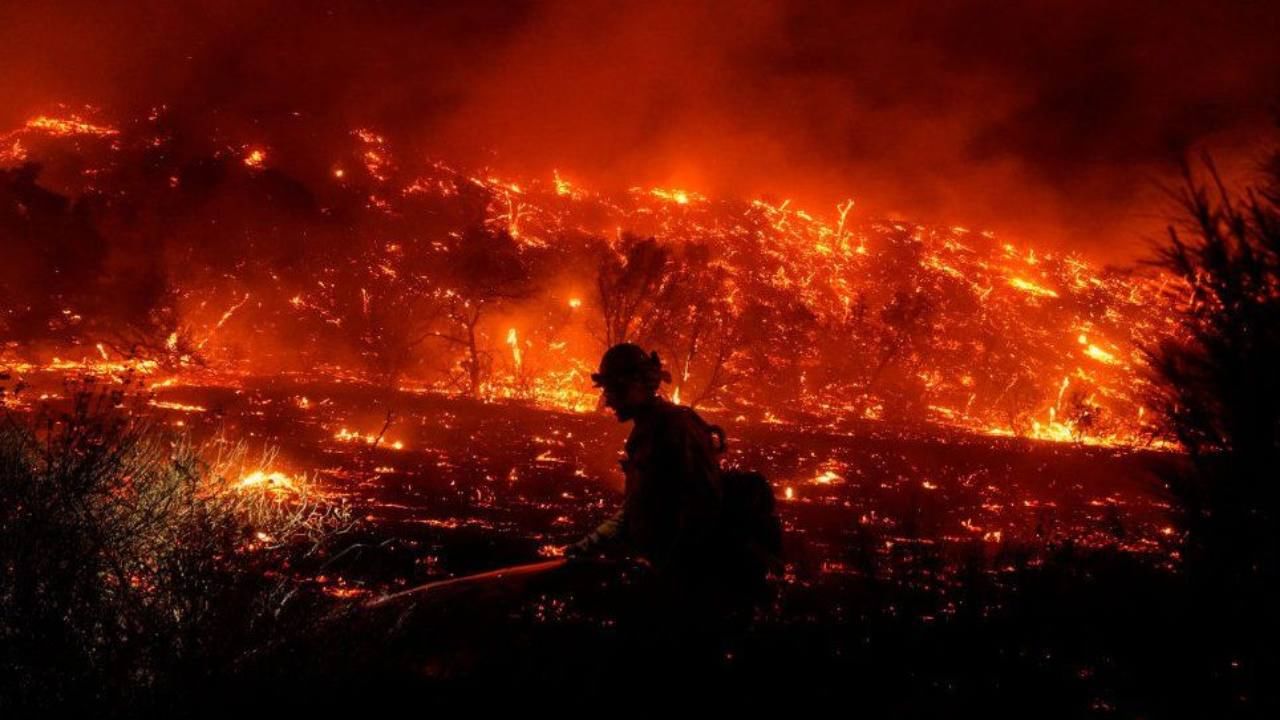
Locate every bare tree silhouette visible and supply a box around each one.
[595,234,674,347]
[428,226,533,397]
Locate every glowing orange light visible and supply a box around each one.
[238,470,297,494]
[1084,344,1118,365]
[650,187,692,205]
[1008,277,1059,298]
[813,468,842,484]
[24,115,119,137]
[507,328,522,372]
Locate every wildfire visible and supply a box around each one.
[1084,344,1119,365]
[553,170,582,199]
[812,465,844,484]
[1008,277,1060,298]
[238,470,298,494]
[24,114,118,137]
[334,428,404,450]
[3,110,1184,450]
[507,328,523,373]
[148,400,207,413]
[649,187,695,205]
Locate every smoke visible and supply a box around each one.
[3,0,1278,260]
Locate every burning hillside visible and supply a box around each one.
[1,109,1181,447]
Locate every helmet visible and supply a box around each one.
[591,343,671,389]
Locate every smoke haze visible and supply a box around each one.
[3,0,1279,260]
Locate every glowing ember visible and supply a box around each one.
[23,114,119,137]
[649,187,694,204]
[334,428,405,450]
[1008,277,1060,298]
[507,328,523,373]
[148,400,207,413]
[813,468,843,484]
[238,470,298,494]
[1084,344,1119,365]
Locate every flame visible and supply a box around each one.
[148,400,207,413]
[238,470,298,494]
[24,115,118,137]
[7,113,1184,450]
[334,428,405,450]
[813,467,843,484]
[507,327,522,373]
[649,187,694,205]
[1008,277,1059,298]
[1084,344,1119,365]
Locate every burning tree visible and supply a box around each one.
[294,236,447,388]
[595,234,674,347]
[734,297,819,413]
[100,263,202,370]
[593,235,740,407]
[871,288,939,421]
[428,226,534,397]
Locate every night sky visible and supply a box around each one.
[3,0,1279,260]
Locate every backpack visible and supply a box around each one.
[699,419,784,571]
[720,468,785,568]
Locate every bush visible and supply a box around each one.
[1146,151,1280,713]
[0,389,354,714]
[1148,155,1280,588]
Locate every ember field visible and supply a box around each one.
[17,371,1178,602]
[1,104,1203,711]
[106,373,1188,711]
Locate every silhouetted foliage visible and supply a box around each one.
[596,234,674,348]
[1146,150,1280,708]
[0,389,354,714]
[1148,153,1280,587]
[430,226,535,397]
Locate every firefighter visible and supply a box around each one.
[566,343,723,580]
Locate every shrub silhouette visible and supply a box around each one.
[0,388,354,713]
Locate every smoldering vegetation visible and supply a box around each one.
[2,113,1172,445]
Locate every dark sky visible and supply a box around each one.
[3,0,1278,260]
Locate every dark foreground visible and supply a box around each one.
[5,376,1272,716]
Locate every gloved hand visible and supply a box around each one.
[564,534,597,562]
[565,510,623,562]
